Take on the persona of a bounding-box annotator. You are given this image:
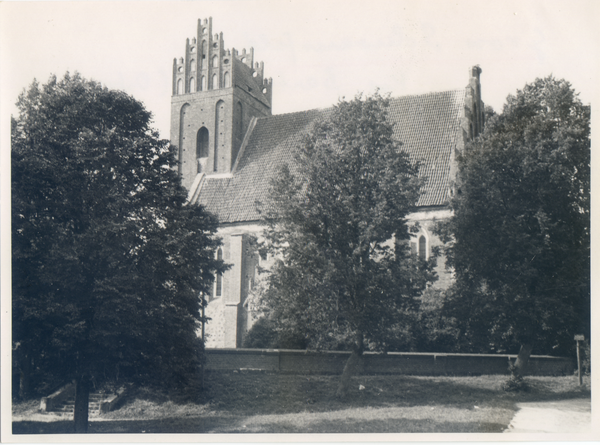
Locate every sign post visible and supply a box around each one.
[574,334,584,386]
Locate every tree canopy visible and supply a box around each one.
[438,76,590,372]
[256,92,436,396]
[12,73,225,431]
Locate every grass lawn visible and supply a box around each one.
[12,372,590,434]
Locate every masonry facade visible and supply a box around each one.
[170,18,485,348]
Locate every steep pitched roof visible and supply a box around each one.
[195,89,466,224]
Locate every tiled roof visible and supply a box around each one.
[195,89,466,224]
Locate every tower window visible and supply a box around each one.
[196,127,209,161]
[189,77,195,93]
[224,72,230,88]
[201,75,206,91]
[177,79,183,95]
[190,46,196,53]
[212,74,218,89]
[212,55,219,68]
[190,59,196,71]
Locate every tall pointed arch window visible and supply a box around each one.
[177,79,183,95]
[419,235,427,261]
[215,248,223,297]
[201,75,206,91]
[196,127,209,172]
[190,60,196,72]
[178,103,190,176]
[189,77,195,93]
[212,55,219,68]
[212,74,218,89]
[214,100,224,171]
[224,71,230,88]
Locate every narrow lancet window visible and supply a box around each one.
[196,127,209,165]
[419,235,427,261]
[215,248,223,297]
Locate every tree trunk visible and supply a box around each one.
[512,343,534,378]
[73,376,90,433]
[19,354,31,400]
[336,349,363,398]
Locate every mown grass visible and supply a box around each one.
[12,372,590,434]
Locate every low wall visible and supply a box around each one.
[205,348,574,376]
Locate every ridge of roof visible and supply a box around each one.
[263,88,466,120]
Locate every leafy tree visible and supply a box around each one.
[241,316,308,349]
[257,92,436,397]
[12,73,225,432]
[438,76,590,378]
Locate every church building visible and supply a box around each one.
[170,18,485,348]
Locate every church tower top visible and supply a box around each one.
[171,17,273,101]
[170,18,273,187]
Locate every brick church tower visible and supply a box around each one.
[170,18,273,189]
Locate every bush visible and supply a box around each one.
[243,317,307,349]
[502,374,530,392]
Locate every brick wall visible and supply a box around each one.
[205,348,574,376]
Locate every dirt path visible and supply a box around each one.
[504,398,591,434]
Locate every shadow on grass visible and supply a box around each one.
[216,419,507,434]
[202,372,590,416]
[12,415,507,434]
[13,416,507,434]
[13,416,235,434]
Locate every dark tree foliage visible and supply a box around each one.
[242,316,308,350]
[438,77,590,376]
[257,92,436,397]
[12,73,225,431]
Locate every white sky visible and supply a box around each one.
[1,0,598,139]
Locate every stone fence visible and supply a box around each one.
[205,348,574,376]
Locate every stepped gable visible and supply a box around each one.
[233,57,271,109]
[196,89,466,223]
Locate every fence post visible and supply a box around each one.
[574,334,584,386]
